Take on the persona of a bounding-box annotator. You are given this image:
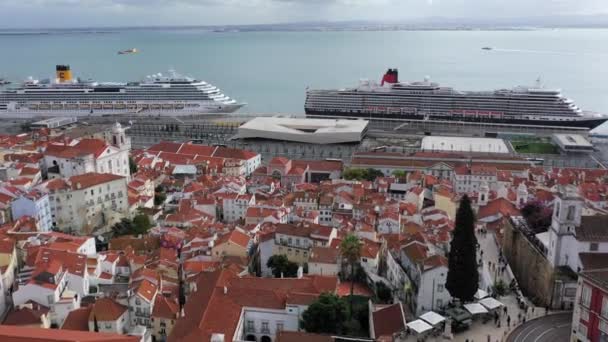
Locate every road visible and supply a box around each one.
[507,312,572,342]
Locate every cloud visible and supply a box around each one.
[0,0,607,28]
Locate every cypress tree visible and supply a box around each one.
[446,194,479,302]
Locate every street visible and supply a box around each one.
[507,312,572,342]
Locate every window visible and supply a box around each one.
[246,320,254,332]
[580,308,589,322]
[135,298,141,305]
[276,321,284,332]
[567,206,576,220]
[578,322,588,337]
[261,321,270,333]
[600,320,608,334]
[436,299,443,308]
[437,284,444,292]
[105,323,112,329]
[581,284,592,307]
[591,243,599,252]
[602,297,608,318]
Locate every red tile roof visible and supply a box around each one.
[478,198,520,220]
[0,325,139,342]
[309,246,339,264]
[89,298,127,322]
[372,303,407,339]
[3,307,46,326]
[61,307,92,331]
[216,230,251,249]
[152,295,179,320]
[69,173,124,191]
[134,278,158,302]
[170,269,338,342]
[45,139,108,159]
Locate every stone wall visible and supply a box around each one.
[502,219,555,307]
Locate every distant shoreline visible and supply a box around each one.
[1,26,608,35]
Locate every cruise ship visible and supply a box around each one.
[305,69,607,129]
[0,65,245,117]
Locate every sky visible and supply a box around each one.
[1,0,608,28]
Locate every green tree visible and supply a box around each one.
[340,234,361,318]
[365,168,384,181]
[111,218,135,237]
[154,192,166,206]
[392,170,407,179]
[133,213,152,235]
[129,156,138,174]
[343,168,384,181]
[266,255,299,278]
[446,195,479,303]
[301,293,347,334]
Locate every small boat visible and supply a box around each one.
[0,79,10,85]
[118,48,138,55]
[482,47,493,51]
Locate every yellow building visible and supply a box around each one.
[151,295,179,341]
[0,238,17,293]
[433,187,458,220]
[211,229,251,260]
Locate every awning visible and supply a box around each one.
[419,311,446,326]
[407,319,433,334]
[464,303,489,315]
[474,289,489,300]
[479,297,504,311]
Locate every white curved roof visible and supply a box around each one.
[237,117,369,144]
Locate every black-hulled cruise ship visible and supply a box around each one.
[0,65,245,117]
[305,69,607,129]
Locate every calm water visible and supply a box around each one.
[2,28,608,131]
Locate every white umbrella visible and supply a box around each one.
[474,289,489,300]
[407,319,433,334]
[419,311,446,326]
[464,303,489,315]
[479,297,504,311]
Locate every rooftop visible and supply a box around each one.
[421,136,509,154]
[237,117,369,144]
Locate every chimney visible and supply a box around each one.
[223,286,228,295]
[297,266,303,279]
[180,307,186,318]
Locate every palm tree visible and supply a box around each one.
[340,234,361,318]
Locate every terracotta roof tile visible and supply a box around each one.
[61,307,92,331]
[372,303,407,338]
[89,298,127,322]
[0,325,140,341]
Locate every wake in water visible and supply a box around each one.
[489,48,608,57]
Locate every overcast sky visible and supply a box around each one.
[1,0,608,28]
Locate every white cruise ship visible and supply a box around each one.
[0,65,245,117]
[306,69,608,129]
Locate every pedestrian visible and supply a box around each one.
[517,312,521,323]
[523,316,526,324]
[503,306,508,315]
[507,315,511,327]
[532,307,535,316]
[545,305,549,316]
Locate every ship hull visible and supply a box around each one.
[0,103,245,118]
[305,109,608,130]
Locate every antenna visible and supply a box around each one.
[535,76,543,89]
